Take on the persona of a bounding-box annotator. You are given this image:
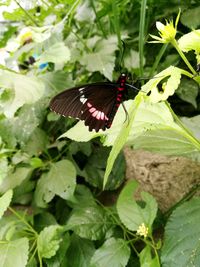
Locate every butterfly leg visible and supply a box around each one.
[121,102,129,125]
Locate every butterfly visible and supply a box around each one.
[49,74,139,132]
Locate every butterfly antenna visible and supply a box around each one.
[125,83,140,91]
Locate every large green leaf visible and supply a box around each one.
[161,198,200,267]
[140,246,159,267]
[0,157,9,183]
[0,70,45,117]
[103,95,141,188]
[34,160,76,207]
[83,147,125,190]
[117,180,157,232]
[37,42,70,65]
[176,79,198,108]
[11,104,42,146]
[66,204,113,240]
[0,118,16,148]
[80,36,118,80]
[66,234,95,267]
[0,167,32,193]
[90,238,130,267]
[133,127,200,159]
[37,225,63,259]
[0,190,13,219]
[44,233,70,267]
[0,238,29,267]
[23,127,48,156]
[40,71,74,93]
[181,7,200,29]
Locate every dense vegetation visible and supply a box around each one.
[1,0,200,266]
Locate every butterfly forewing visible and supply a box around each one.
[50,83,120,132]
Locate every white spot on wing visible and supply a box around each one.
[79,88,87,104]
[80,97,87,104]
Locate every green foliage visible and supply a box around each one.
[161,198,200,267]
[90,237,131,267]
[0,238,29,267]
[117,180,158,232]
[37,225,63,259]
[0,190,13,219]
[0,0,200,266]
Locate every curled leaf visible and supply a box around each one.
[142,66,182,102]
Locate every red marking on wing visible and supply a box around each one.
[87,102,109,121]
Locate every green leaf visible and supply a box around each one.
[34,160,76,207]
[84,147,125,190]
[37,42,70,65]
[30,157,44,169]
[0,190,13,219]
[3,9,25,21]
[0,118,16,148]
[80,36,118,80]
[45,232,70,267]
[0,167,32,194]
[140,246,159,267]
[133,127,200,159]
[90,238,130,267]
[23,127,48,155]
[37,225,63,259]
[178,30,200,54]
[0,238,29,267]
[161,198,200,267]
[66,234,95,267]
[34,212,57,232]
[117,180,157,232]
[11,104,42,146]
[75,1,95,22]
[176,79,198,108]
[0,157,9,183]
[0,70,45,118]
[181,115,200,140]
[181,7,200,29]
[66,204,112,240]
[103,94,141,188]
[23,128,48,156]
[40,71,74,93]
[124,50,145,70]
[60,120,101,141]
[142,66,182,102]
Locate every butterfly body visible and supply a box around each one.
[50,74,132,132]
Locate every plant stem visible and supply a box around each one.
[150,235,161,266]
[149,43,168,77]
[139,0,147,81]
[171,39,197,75]
[112,0,122,55]
[91,0,107,38]
[14,0,39,26]
[59,0,80,24]
[8,207,38,235]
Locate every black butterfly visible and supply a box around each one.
[49,74,139,132]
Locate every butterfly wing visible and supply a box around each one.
[49,83,120,132]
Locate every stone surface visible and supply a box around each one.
[124,147,200,212]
